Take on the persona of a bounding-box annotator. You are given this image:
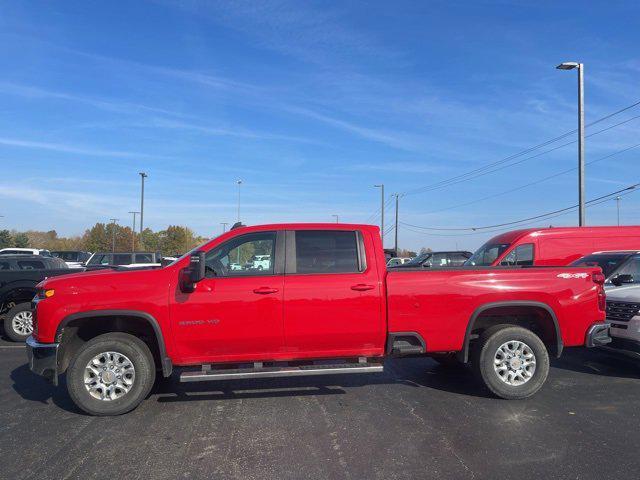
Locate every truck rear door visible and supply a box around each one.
[282,229,385,358]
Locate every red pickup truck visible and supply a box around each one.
[27,223,610,415]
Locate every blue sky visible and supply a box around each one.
[1,0,639,251]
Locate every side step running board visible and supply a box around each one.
[179,359,384,383]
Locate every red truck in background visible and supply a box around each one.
[465,226,640,267]
[27,223,610,416]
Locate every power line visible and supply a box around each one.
[400,185,640,238]
[418,142,640,216]
[361,98,640,223]
[403,114,640,197]
[365,194,395,223]
[401,183,640,231]
[403,100,640,196]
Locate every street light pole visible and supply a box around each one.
[236,180,242,223]
[615,196,621,226]
[556,61,585,226]
[128,211,139,250]
[221,222,229,233]
[394,194,399,256]
[139,172,147,234]
[374,184,384,244]
[332,214,339,223]
[109,218,119,253]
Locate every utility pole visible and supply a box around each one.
[139,172,148,234]
[236,180,242,223]
[221,222,229,233]
[109,218,119,253]
[556,62,585,226]
[615,196,621,226]
[394,194,399,256]
[374,184,384,244]
[332,214,339,223]
[128,211,139,250]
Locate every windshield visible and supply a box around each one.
[570,253,632,277]
[405,252,431,266]
[465,243,510,266]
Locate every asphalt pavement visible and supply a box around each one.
[1,336,639,480]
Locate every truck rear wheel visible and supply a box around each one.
[4,302,33,342]
[66,333,156,416]
[473,325,549,399]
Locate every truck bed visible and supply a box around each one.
[386,265,604,353]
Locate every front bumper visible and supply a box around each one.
[585,323,612,347]
[26,336,59,385]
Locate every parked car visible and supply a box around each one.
[0,255,72,342]
[0,247,52,257]
[392,251,472,268]
[250,254,272,270]
[603,285,640,360]
[27,223,608,416]
[85,252,162,268]
[0,254,68,271]
[386,257,412,267]
[51,250,92,268]
[570,251,640,289]
[465,226,640,267]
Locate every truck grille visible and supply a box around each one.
[606,301,640,323]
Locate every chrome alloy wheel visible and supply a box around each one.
[493,340,536,386]
[11,310,33,336]
[84,351,136,401]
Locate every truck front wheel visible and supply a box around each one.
[4,302,33,342]
[473,325,549,399]
[66,333,156,416]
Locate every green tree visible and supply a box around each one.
[138,228,160,252]
[0,230,11,248]
[158,226,202,256]
[82,223,111,252]
[13,232,29,247]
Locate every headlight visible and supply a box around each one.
[37,289,55,299]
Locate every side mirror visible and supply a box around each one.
[611,274,633,286]
[180,251,206,293]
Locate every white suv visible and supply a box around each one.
[250,255,271,271]
[0,248,52,257]
[604,285,640,359]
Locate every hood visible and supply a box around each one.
[605,284,640,302]
[39,266,164,289]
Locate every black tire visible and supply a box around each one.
[66,332,156,416]
[472,325,549,400]
[3,302,33,342]
[430,353,464,368]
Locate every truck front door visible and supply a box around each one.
[171,230,285,363]
[283,229,385,358]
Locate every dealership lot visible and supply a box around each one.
[1,337,639,480]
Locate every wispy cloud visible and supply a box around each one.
[0,137,162,159]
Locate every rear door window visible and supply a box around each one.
[449,253,470,266]
[431,252,449,267]
[18,260,45,270]
[113,254,132,265]
[135,253,154,263]
[293,231,360,274]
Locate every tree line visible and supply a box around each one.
[0,223,208,257]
